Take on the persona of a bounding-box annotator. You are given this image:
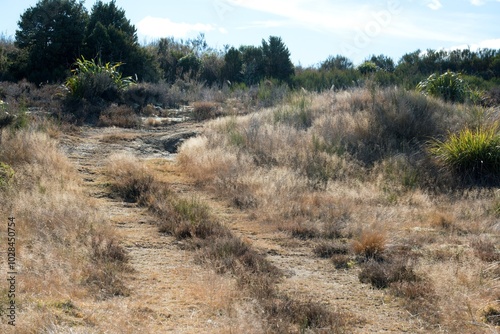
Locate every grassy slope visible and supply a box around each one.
[178,87,500,332]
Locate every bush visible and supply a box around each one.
[65,56,134,102]
[358,258,419,289]
[429,125,500,185]
[417,71,470,103]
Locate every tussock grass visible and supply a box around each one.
[429,125,500,185]
[0,126,128,332]
[191,101,220,121]
[177,86,500,330]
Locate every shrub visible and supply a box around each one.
[358,258,419,289]
[90,234,128,264]
[429,125,500,185]
[417,71,469,103]
[288,223,321,240]
[123,82,181,109]
[65,56,134,101]
[331,254,352,269]
[358,61,378,75]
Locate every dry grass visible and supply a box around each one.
[191,101,220,121]
[0,126,128,332]
[105,151,354,333]
[98,104,140,128]
[177,87,500,331]
[352,230,387,260]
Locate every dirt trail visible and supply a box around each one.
[60,123,249,333]
[61,122,430,333]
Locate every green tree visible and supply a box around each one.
[0,35,17,81]
[83,0,149,79]
[261,36,294,82]
[369,54,395,72]
[15,0,88,83]
[358,61,377,75]
[200,51,224,87]
[320,55,353,71]
[177,53,201,79]
[223,47,243,84]
[240,45,264,86]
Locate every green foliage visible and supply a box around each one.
[416,71,471,103]
[429,125,500,184]
[0,35,17,81]
[199,52,224,87]
[178,53,201,79]
[15,0,88,83]
[0,162,14,189]
[369,54,395,72]
[273,93,313,129]
[65,56,134,100]
[261,36,295,83]
[239,45,265,86]
[293,67,360,91]
[320,55,353,71]
[223,47,243,84]
[358,61,378,75]
[83,0,151,80]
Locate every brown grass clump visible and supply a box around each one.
[192,101,220,121]
[352,230,387,260]
[287,222,321,240]
[98,104,140,128]
[105,153,158,204]
[313,240,349,258]
[429,211,455,230]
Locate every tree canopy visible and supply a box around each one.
[15,0,88,83]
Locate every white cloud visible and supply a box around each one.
[225,0,370,32]
[447,38,500,51]
[136,16,217,38]
[426,0,443,10]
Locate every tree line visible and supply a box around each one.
[0,0,499,92]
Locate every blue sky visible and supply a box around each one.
[1,0,500,66]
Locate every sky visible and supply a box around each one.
[1,0,500,67]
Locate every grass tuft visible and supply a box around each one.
[352,231,386,260]
[429,125,500,185]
